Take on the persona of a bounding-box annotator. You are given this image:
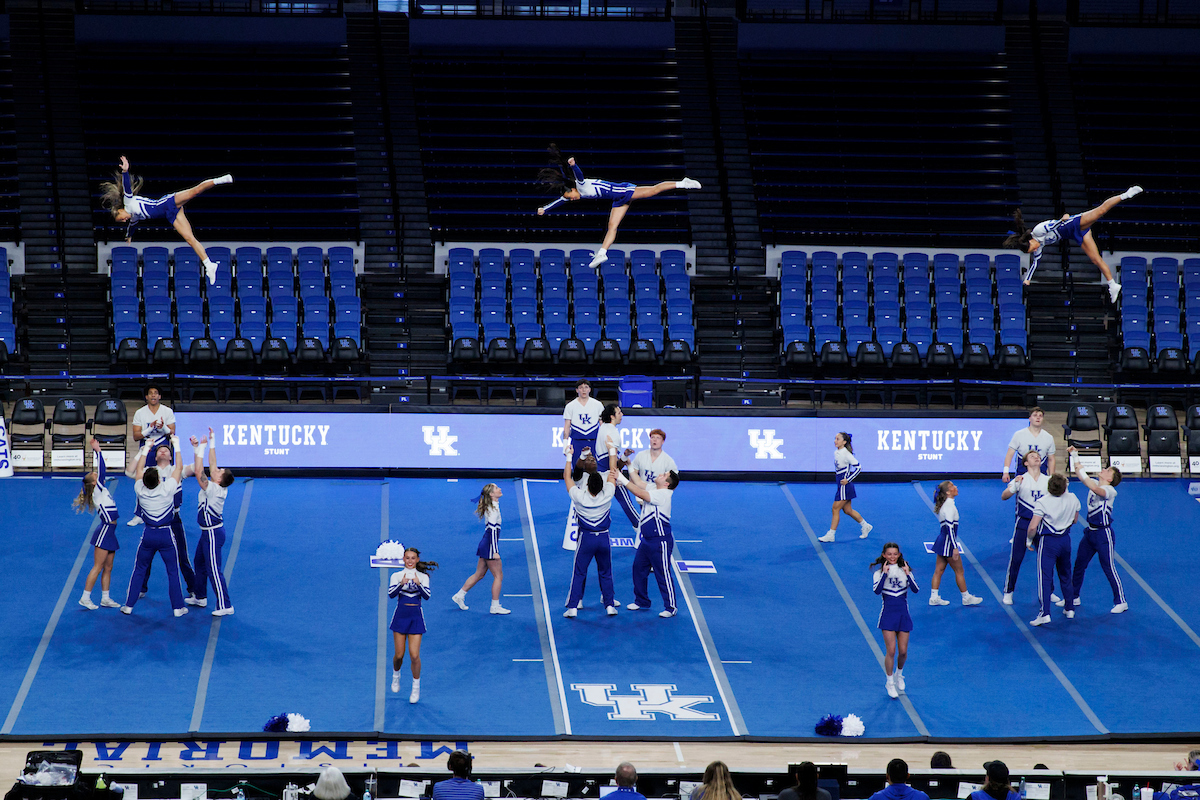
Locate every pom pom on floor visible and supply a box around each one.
[815,713,843,736]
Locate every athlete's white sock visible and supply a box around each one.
[392,669,401,679]
[213,174,234,186]
[411,678,420,688]
[929,589,940,599]
[203,258,218,271]
[80,590,91,603]
[894,668,902,678]
[101,591,111,601]
[961,591,971,600]
[1120,185,1143,200]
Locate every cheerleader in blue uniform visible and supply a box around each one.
[928,481,983,607]
[819,432,872,543]
[99,156,233,285]
[871,542,918,699]
[536,144,702,268]
[451,484,511,616]
[75,439,122,610]
[389,547,437,704]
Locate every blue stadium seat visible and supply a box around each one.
[606,323,632,355]
[1183,258,1200,285]
[447,247,474,274]
[574,274,599,302]
[1151,257,1180,288]
[576,323,602,354]
[1123,309,1148,333]
[933,253,959,280]
[874,282,900,306]
[575,305,601,327]
[332,320,360,347]
[452,321,479,342]
[661,254,688,278]
[843,252,869,283]
[844,303,869,328]
[664,275,689,303]
[235,246,263,272]
[906,301,932,329]
[630,250,656,277]
[903,252,930,283]
[814,325,843,351]
[1188,319,1200,359]
[936,328,963,357]
[265,246,293,274]
[906,327,933,357]
[504,249,532,278]
[1123,330,1151,351]
[846,326,873,353]
[1120,256,1147,288]
[539,249,566,274]
[999,327,1027,350]
[635,276,662,303]
[843,283,869,306]
[512,277,537,306]
[606,302,631,327]
[569,249,595,272]
[512,296,537,318]
[967,306,994,330]
[449,306,474,331]
[1153,286,1179,309]
[512,307,537,330]
[268,273,294,298]
[240,318,267,353]
[905,282,929,305]
[296,246,323,272]
[143,246,170,275]
[995,285,1021,310]
[638,322,665,354]
[969,326,997,348]
[210,296,236,326]
[780,250,807,274]
[964,283,991,307]
[303,322,330,351]
[877,326,903,353]
[543,298,569,321]
[328,246,354,269]
[479,247,505,274]
[999,306,1025,332]
[210,320,237,353]
[812,251,838,285]
[994,254,1021,282]
[668,323,695,350]
[964,253,991,282]
[545,322,571,353]
[236,267,263,298]
[873,252,899,280]
[303,297,331,327]
[514,322,543,351]
[178,321,205,351]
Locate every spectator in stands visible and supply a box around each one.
[779,762,830,800]
[691,761,741,800]
[1174,750,1200,772]
[611,762,645,800]
[1002,407,1056,482]
[431,751,482,800]
[537,143,702,268]
[869,760,929,800]
[972,762,1018,800]
[930,753,953,769]
[313,767,354,800]
[100,155,233,285]
[1004,185,1143,303]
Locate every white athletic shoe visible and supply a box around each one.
[606,605,619,616]
[79,597,98,610]
[886,677,899,699]
[100,598,121,608]
[409,685,420,704]
[490,604,511,615]
[213,174,234,185]
[205,261,218,285]
[174,607,188,617]
[818,531,836,543]
[677,178,702,190]
[859,522,873,539]
[1074,597,1082,606]
[659,609,677,618]
[139,592,147,599]
[1109,281,1122,303]
[185,595,207,607]
[391,674,400,693]
[1030,613,1051,626]
[1111,602,1128,614]
[213,607,234,617]
[451,591,468,611]
[929,595,950,606]
[588,249,609,269]
[1051,593,1062,605]
[1121,185,1143,200]
[1002,592,1013,605]
[894,672,905,691]
[962,594,983,606]
[627,603,645,610]
[563,607,577,618]
[1064,610,1075,619]
[120,605,132,615]
[127,517,143,527]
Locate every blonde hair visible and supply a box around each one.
[72,474,98,514]
[99,169,143,216]
[700,762,741,800]
[475,483,499,518]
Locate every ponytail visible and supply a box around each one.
[72,475,98,515]
[404,548,439,574]
[1003,209,1033,250]
[838,431,854,454]
[933,480,952,513]
[869,542,906,572]
[537,143,576,195]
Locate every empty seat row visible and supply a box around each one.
[448,247,689,279]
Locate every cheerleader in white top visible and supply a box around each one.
[75,439,122,610]
[451,484,511,616]
[928,482,983,607]
[1067,446,1127,614]
[563,444,619,617]
[1003,186,1143,303]
[999,450,1051,604]
[871,542,918,699]
[818,432,873,543]
[536,144,702,268]
[189,428,235,616]
[1001,407,1056,480]
[617,468,680,618]
[99,156,233,285]
[389,548,436,704]
[1026,474,1081,626]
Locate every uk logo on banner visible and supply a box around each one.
[0,415,12,478]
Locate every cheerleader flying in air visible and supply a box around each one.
[536,144,701,268]
[100,156,233,285]
[1004,185,1144,303]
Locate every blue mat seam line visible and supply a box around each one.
[909,480,1110,735]
[374,480,390,733]
[521,478,571,735]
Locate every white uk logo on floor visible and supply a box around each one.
[748,429,784,459]
[571,683,721,721]
[422,426,459,456]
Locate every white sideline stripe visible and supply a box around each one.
[2,513,99,733]
[525,478,561,483]
[1112,552,1200,651]
[721,660,752,664]
[910,481,1108,735]
[512,658,544,662]
[190,478,254,732]
[780,484,930,737]
[504,593,533,597]
[521,479,572,735]
[674,742,685,763]
[696,595,725,599]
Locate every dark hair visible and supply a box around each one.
[1048,474,1068,496]
[538,143,576,196]
[1029,406,1045,417]
[601,403,620,423]
[615,763,637,788]
[1003,209,1034,250]
[886,759,908,784]
[575,378,591,389]
[930,752,953,769]
[404,547,439,573]
[220,469,235,488]
[665,470,680,490]
[144,383,162,398]
[837,432,853,454]
[933,480,953,513]
[790,762,819,800]
[587,471,604,496]
[1023,450,1042,465]
[869,542,906,571]
[143,467,160,489]
[447,750,471,778]
[1108,465,1122,487]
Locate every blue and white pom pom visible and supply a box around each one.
[263,712,311,732]
[263,713,288,732]
[841,714,865,737]
[375,540,407,560]
[286,713,311,732]
[815,713,843,736]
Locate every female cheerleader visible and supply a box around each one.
[389,547,437,703]
[536,144,702,268]
[818,432,872,543]
[999,451,1050,605]
[75,439,122,610]
[872,542,917,699]
[1004,185,1143,303]
[450,484,511,616]
[100,156,233,285]
[929,481,983,607]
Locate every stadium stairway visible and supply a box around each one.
[363,272,446,377]
[65,272,112,374]
[1003,21,1058,232]
[693,276,776,377]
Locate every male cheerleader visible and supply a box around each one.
[1065,446,1127,614]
